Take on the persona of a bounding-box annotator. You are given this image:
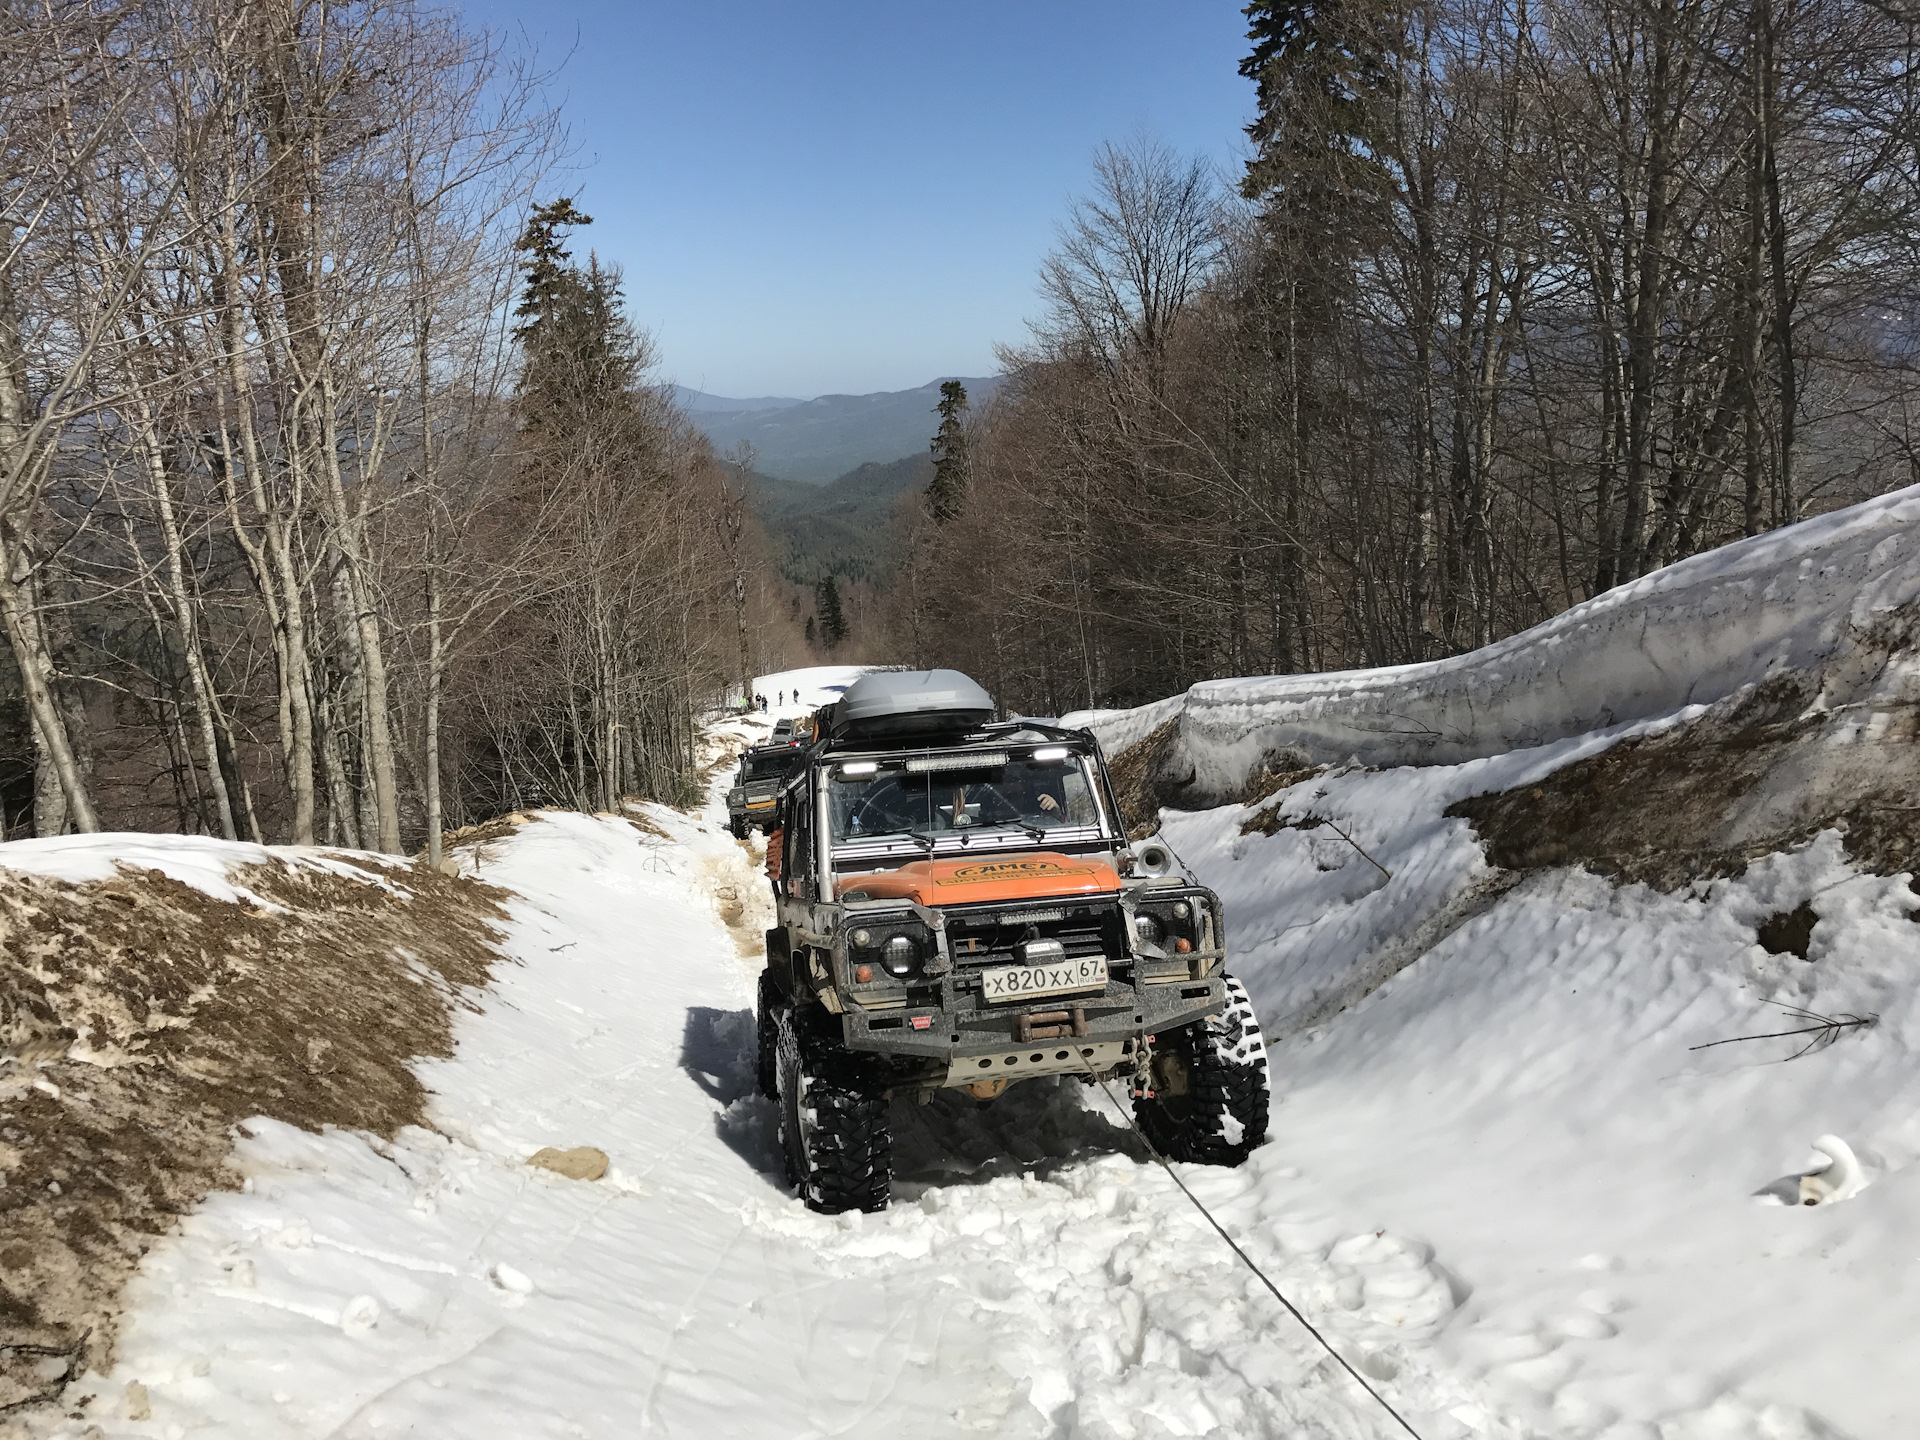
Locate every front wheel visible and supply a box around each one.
[1135,974,1271,1166]
[754,969,784,1100]
[776,1007,891,1213]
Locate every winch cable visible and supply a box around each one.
[1080,1056,1425,1440]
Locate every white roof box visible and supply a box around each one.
[825,669,994,741]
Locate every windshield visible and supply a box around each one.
[828,755,1103,844]
[744,753,794,782]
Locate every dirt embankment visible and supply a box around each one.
[1449,610,1920,890]
[0,853,509,1415]
[1109,717,1323,839]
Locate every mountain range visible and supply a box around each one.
[676,377,998,483]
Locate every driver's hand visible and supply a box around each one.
[1038,794,1059,812]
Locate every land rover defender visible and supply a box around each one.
[726,742,804,839]
[756,669,1270,1213]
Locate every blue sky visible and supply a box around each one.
[462,2,1256,399]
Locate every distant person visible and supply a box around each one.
[778,690,785,706]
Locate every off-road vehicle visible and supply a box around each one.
[727,743,804,839]
[757,669,1270,1213]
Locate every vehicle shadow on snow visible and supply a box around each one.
[680,1006,789,1195]
[680,1007,1152,1202]
[886,1079,1151,1201]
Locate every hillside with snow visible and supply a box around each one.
[2,499,1917,1438]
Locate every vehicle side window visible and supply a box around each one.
[787,782,813,898]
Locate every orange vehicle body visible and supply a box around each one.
[837,853,1122,906]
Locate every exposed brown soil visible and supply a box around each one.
[1447,612,1920,891]
[1106,719,1182,839]
[1758,902,1820,958]
[1109,719,1326,839]
[0,853,510,1413]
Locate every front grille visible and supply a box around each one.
[944,900,1124,967]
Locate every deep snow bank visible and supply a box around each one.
[1068,485,1920,799]
[1064,487,1920,1437]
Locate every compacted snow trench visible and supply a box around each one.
[40,723,1500,1440]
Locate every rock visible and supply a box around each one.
[125,1380,151,1421]
[528,1145,608,1181]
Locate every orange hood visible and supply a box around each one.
[839,852,1121,906]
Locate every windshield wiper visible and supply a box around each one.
[849,827,938,855]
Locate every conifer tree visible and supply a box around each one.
[926,380,969,523]
[815,575,848,649]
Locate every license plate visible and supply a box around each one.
[981,955,1108,1003]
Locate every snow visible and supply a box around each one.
[750,663,881,717]
[32,490,1920,1437]
[0,832,401,905]
[1154,772,1920,1439]
[1066,484,1920,796]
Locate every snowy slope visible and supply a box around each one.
[1156,755,1919,1439]
[42,484,1920,1439]
[1067,485,1920,798]
[1053,487,1920,1438]
[751,663,880,717]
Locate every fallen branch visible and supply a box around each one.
[1689,1003,1877,1059]
[1306,816,1394,881]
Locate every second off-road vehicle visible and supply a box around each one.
[727,742,804,839]
[757,669,1270,1213]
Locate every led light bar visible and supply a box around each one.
[840,761,878,776]
[995,908,1065,925]
[1031,746,1069,761]
[904,751,1008,773]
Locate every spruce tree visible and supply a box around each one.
[815,575,848,649]
[926,380,969,523]
[511,199,646,477]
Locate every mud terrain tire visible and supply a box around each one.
[755,969,785,1100]
[776,1007,891,1213]
[1135,974,1270,1165]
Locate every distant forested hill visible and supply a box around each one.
[690,378,997,483]
[749,454,931,583]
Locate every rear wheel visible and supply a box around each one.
[777,1007,891,1213]
[1135,974,1270,1166]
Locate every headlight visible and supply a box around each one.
[1135,896,1206,951]
[882,935,917,977]
[848,919,932,982]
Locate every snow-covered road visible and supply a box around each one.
[55,757,1499,1439]
[46,675,1919,1439]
